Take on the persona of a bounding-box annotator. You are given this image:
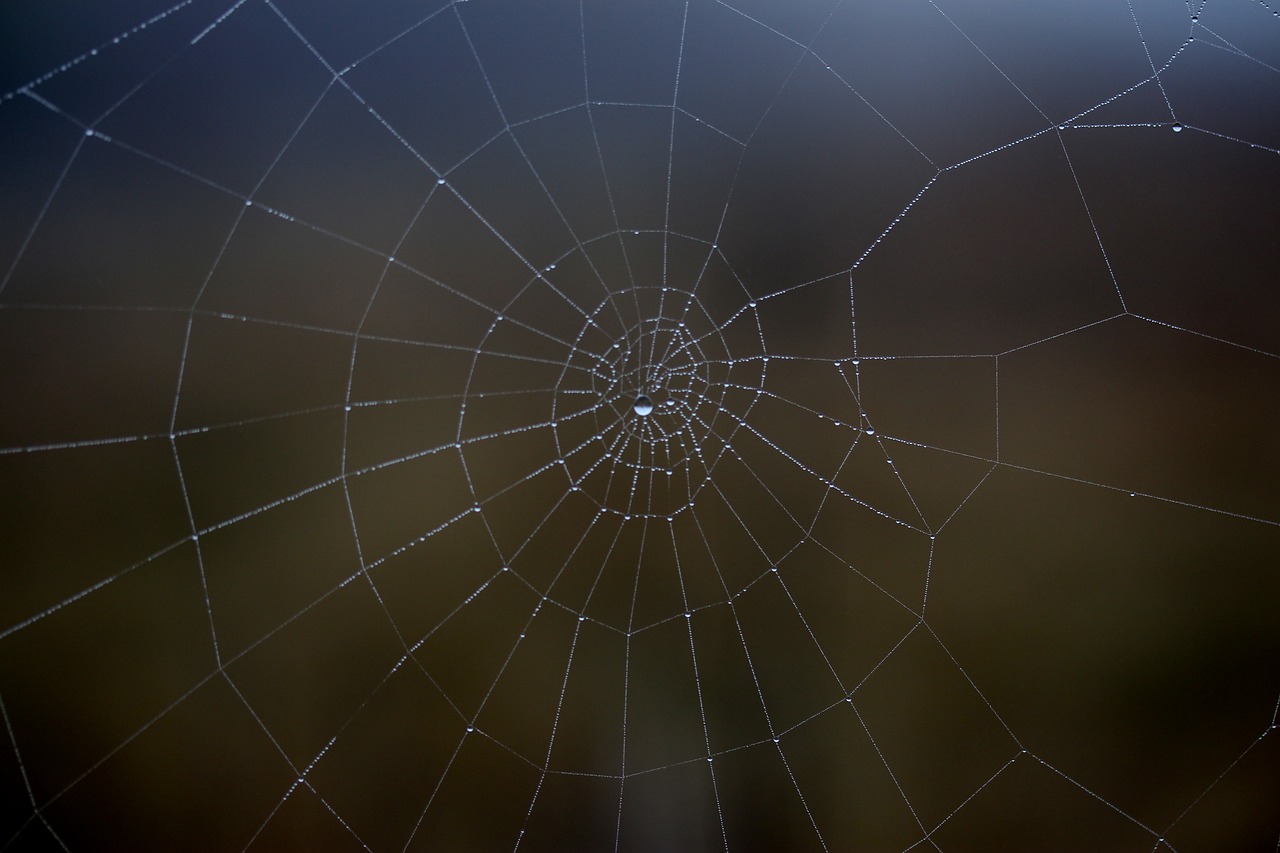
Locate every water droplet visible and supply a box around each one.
[634,395,654,416]
[865,427,875,435]
[1171,122,1184,133]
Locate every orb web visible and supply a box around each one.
[1,1,1278,851]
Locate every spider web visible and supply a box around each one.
[2,0,1279,850]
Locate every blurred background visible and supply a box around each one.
[1,0,1278,850]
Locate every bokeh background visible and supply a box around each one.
[1,1,1278,850]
